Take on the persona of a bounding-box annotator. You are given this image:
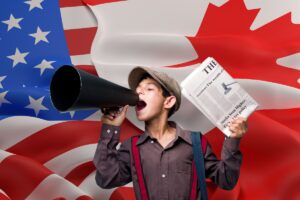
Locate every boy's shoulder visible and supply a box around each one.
[122,133,146,146]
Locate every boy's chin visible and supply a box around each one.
[136,114,147,121]
[136,112,150,122]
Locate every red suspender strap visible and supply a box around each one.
[190,162,198,200]
[190,134,208,200]
[201,135,207,154]
[131,136,149,200]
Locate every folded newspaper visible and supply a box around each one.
[181,57,259,137]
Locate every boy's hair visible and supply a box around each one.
[138,74,176,117]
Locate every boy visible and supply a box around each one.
[93,67,248,200]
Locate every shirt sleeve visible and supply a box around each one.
[93,123,132,189]
[204,137,242,190]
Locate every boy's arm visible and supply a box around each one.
[93,124,132,189]
[204,137,242,190]
[93,106,131,189]
[204,117,247,190]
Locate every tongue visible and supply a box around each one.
[136,101,146,111]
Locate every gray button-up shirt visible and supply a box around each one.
[93,122,242,200]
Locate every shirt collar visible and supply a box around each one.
[136,121,192,145]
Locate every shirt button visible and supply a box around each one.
[107,129,111,133]
[161,174,166,178]
[150,140,154,144]
[114,130,118,134]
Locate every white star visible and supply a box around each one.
[7,48,29,68]
[25,96,49,116]
[61,111,76,118]
[0,91,11,107]
[29,26,50,45]
[2,14,23,31]
[68,111,75,118]
[34,59,55,75]
[0,76,7,89]
[25,0,44,11]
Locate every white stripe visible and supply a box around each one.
[89,0,211,67]
[60,6,97,30]
[0,149,13,164]
[84,110,102,121]
[26,174,91,200]
[44,144,97,177]
[78,170,134,200]
[95,63,198,87]
[78,171,114,200]
[89,0,223,36]
[91,34,198,67]
[0,116,62,149]
[238,79,300,110]
[70,54,93,66]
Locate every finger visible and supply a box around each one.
[101,108,107,114]
[229,126,238,134]
[230,123,245,134]
[119,105,129,116]
[102,114,114,120]
[231,117,246,125]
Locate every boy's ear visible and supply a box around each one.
[164,96,176,109]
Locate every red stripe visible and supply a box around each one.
[0,155,52,200]
[64,28,97,56]
[82,0,125,6]
[76,196,94,200]
[75,65,98,76]
[59,0,87,8]
[110,187,136,200]
[65,161,95,186]
[7,121,101,163]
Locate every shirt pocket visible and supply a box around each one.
[171,161,192,199]
[176,161,192,174]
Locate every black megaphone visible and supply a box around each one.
[50,65,139,112]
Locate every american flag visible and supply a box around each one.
[0,0,299,200]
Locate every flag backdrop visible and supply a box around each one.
[0,0,299,199]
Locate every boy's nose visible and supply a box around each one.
[136,88,144,95]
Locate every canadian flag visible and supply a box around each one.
[0,0,299,200]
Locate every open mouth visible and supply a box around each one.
[136,100,147,111]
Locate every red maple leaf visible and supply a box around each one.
[187,0,300,89]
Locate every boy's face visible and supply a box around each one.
[135,78,167,121]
